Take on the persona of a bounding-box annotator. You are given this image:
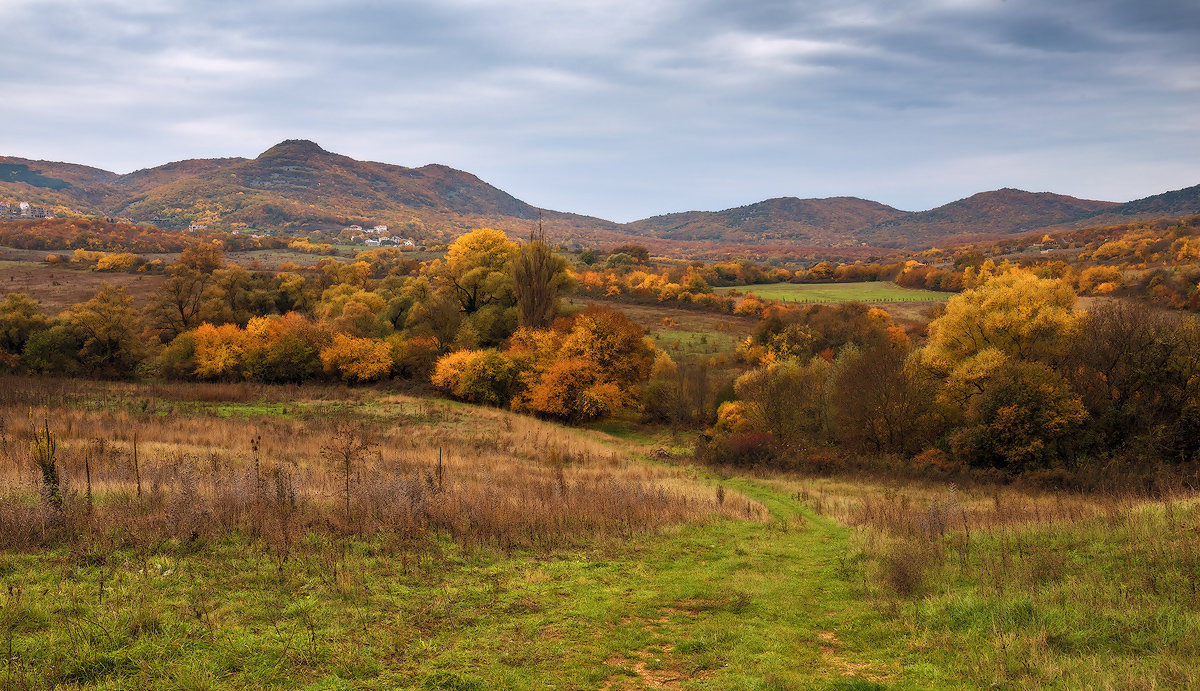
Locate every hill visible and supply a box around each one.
[1070,182,1200,227]
[0,141,620,244]
[2,142,1198,253]
[625,196,907,246]
[857,188,1119,248]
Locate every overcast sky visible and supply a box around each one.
[2,0,1198,221]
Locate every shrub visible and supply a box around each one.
[432,349,523,406]
[697,430,777,468]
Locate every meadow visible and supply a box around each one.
[0,260,163,314]
[573,299,756,362]
[715,282,947,304]
[2,377,1198,689]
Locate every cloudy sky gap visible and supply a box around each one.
[2,0,1198,221]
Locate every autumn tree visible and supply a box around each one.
[923,270,1078,367]
[317,285,390,337]
[273,272,314,314]
[733,357,830,446]
[829,346,942,455]
[243,312,327,383]
[642,353,720,428]
[191,322,251,380]
[431,349,522,406]
[0,293,48,369]
[556,305,655,387]
[62,284,143,376]
[503,306,657,422]
[401,277,462,349]
[519,357,625,422]
[320,333,393,383]
[1064,301,1200,460]
[436,228,518,314]
[920,270,1079,406]
[512,229,571,329]
[205,266,277,326]
[951,360,1087,471]
[145,242,225,339]
[610,244,649,263]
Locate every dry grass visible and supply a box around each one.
[0,260,165,314]
[0,376,764,556]
[786,476,1120,537]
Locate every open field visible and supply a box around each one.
[3,377,1199,688]
[571,298,757,361]
[716,282,948,304]
[0,260,165,314]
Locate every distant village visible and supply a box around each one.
[344,224,416,247]
[0,200,50,219]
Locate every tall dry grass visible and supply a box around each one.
[0,376,763,556]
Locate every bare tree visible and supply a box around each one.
[320,418,376,526]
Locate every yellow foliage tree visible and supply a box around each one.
[922,270,1079,372]
[431,348,521,406]
[192,322,251,380]
[436,228,518,313]
[320,334,393,383]
[557,305,655,387]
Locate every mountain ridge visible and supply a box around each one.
[2,140,1198,252]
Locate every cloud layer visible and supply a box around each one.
[3,0,1198,221]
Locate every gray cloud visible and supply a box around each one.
[1,0,1197,221]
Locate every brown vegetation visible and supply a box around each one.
[0,377,764,555]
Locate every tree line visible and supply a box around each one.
[702,270,1200,476]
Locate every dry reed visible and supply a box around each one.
[0,376,764,555]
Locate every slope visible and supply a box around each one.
[625,196,908,246]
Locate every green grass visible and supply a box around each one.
[0,476,913,689]
[6,463,1199,688]
[716,282,947,304]
[5,393,1200,688]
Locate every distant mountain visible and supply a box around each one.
[857,189,1119,248]
[1,141,1197,254]
[625,197,907,246]
[0,140,617,243]
[1071,183,1200,227]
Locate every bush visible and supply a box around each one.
[431,349,522,406]
[697,431,777,468]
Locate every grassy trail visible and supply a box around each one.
[357,474,928,689]
[1,473,948,690]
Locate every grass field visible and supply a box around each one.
[569,298,757,362]
[3,378,1199,688]
[0,260,165,314]
[716,282,948,304]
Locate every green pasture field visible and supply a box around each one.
[716,282,948,304]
